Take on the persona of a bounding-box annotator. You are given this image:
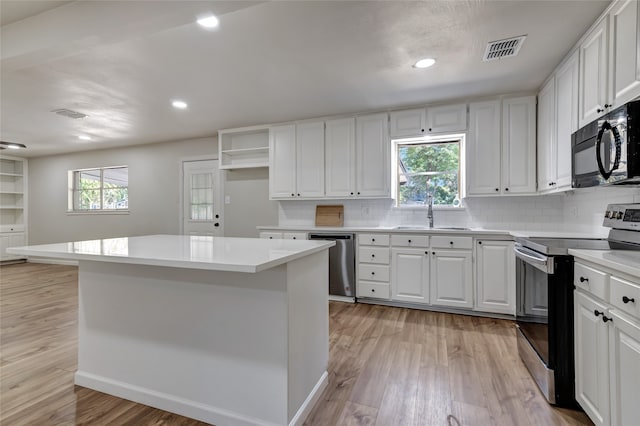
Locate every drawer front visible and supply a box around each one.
[390,234,429,247]
[358,281,390,299]
[431,236,472,249]
[358,264,390,283]
[359,234,390,246]
[610,276,640,320]
[283,232,307,240]
[259,231,282,239]
[574,262,609,301]
[358,247,390,264]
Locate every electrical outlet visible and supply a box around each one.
[569,206,577,218]
[361,206,370,217]
[225,195,231,204]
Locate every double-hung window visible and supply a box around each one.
[68,166,129,212]
[393,135,464,208]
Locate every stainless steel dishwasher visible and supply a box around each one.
[308,233,355,299]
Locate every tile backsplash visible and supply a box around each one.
[278,186,640,235]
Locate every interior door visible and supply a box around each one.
[182,160,222,236]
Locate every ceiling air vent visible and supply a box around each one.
[51,108,88,119]
[483,35,527,61]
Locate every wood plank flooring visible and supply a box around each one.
[0,263,592,425]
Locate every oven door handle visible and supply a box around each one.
[514,244,554,274]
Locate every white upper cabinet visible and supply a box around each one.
[269,124,297,198]
[426,103,467,133]
[554,50,579,190]
[579,15,610,127]
[502,96,537,194]
[325,117,356,197]
[389,108,426,138]
[269,122,325,199]
[467,100,502,195]
[537,77,556,191]
[609,0,640,109]
[356,113,390,198]
[296,122,325,197]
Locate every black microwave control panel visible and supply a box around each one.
[604,204,640,230]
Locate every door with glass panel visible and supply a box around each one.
[182,160,222,236]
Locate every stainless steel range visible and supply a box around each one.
[514,204,640,407]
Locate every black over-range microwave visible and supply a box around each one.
[572,99,640,187]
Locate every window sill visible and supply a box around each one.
[67,210,130,215]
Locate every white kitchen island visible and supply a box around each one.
[9,234,335,426]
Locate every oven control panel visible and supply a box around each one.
[603,204,640,230]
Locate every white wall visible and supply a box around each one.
[28,138,216,244]
[277,187,640,235]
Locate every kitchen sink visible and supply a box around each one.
[393,226,470,231]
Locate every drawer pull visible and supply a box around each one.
[371,288,375,293]
[622,296,636,304]
[580,277,589,283]
[408,239,412,243]
[371,254,375,258]
[372,238,375,242]
[449,241,454,245]
[603,315,613,323]
[594,310,603,317]
[371,272,375,275]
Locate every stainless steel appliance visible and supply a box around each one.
[514,204,640,407]
[308,233,356,299]
[572,100,640,188]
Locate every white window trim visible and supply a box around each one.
[68,165,129,213]
[391,133,466,208]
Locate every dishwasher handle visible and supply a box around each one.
[309,234,354,240]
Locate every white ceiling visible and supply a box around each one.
[1,0,610,157]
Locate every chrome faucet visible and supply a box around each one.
[426,194,434,228]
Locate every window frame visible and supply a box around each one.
[391,133,466,209]
[67,165,129,214]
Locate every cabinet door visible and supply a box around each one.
[356,113,390,197]
[475,240,515,315]
[269,124,297,199]
[537,78,556,191]
[0,235,9,260]
[609,310,640,426]
[430,250,472,308]
[325,117,356,197]
[502,96,536,194]
[555,50,579,190]
[426,103,467,133]
[574,290,610,426]
[391,248,429,304]
[579,16,610,128]
[296,122,325,197]
[389,108,425,138]
[609,0,640,109]
[467,100,502,195]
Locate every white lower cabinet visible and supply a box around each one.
[430,250,473,308]
[357,233,390,300]
[475,240,515,315]
[258,231,307,240]
[391,248,430,303]
[574,290,611,426]
[574,259,640,426]
[0,233,26,260]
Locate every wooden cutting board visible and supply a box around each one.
[315,205,344,227]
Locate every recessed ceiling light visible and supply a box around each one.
[78,135,92,141]
[414,58,436,69]
[172,100,188,109]
[197,15,219,28]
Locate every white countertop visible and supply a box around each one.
[569,249,640,279]
[257,225,604,239]
[8,234,335,273]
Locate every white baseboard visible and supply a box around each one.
[28,257,78,266]
[289,371,328,426]
[74,371,280,426]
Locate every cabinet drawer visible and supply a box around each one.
[390,234,429,247]
[431,236,472,249]
[358,264,390,283]
[575,262,609,301]
[358,281,390,299]
[358,247,390,264]
[283,232,307,240]
[260,231,282,239]
[610,276,640,320]
[359,234,389,246]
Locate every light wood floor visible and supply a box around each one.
[0,263,592,426]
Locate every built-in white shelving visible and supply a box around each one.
[0,155,27,261]
[218,125,270,169]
